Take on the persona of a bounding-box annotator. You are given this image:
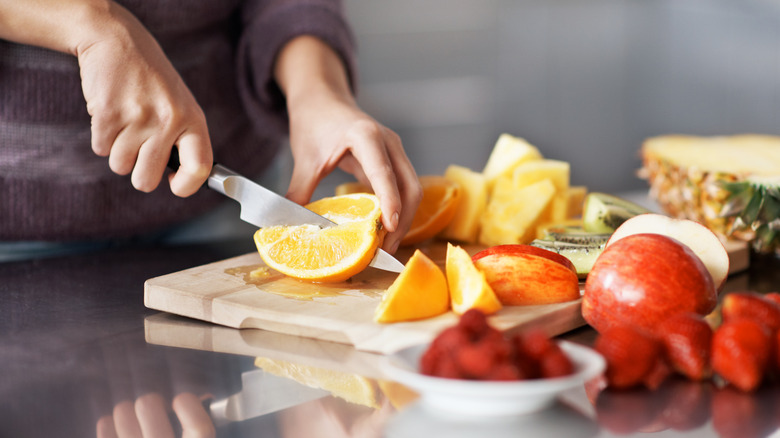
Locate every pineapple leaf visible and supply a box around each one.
[740,188,764,226]
[759,190,780,225]
[752,223,779,254]
[719,182,755,218]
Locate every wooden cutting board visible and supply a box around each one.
[144,243,586,355]
[144,239,749,355]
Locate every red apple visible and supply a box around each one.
[583,233,717,333]
[472,244,580,306]
[607,213,730,291]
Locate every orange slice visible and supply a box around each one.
[374,249,449,323]
[253,193,384,283]
[333,176,462,246]
[445,243,502,315]
[401,176,461,246]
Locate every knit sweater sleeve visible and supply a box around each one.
[236,0,358,138]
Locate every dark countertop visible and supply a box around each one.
[1,239,779,438]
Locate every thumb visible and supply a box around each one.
[285,162,320,205]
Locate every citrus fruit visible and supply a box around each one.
[254,357,381,408]
[333,176,462,246]
[445,243,502,315]
[401,176,461,246]
[253,193,385,283]
[374,249,449,323]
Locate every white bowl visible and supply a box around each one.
[382,340,605,417]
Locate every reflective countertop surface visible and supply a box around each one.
[1,238,779,438]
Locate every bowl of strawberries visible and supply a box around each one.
[383,309,605,417]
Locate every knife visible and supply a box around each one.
[208,370,329,426]
[167,152,404,273]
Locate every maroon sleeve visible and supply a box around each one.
[236,0,358,138]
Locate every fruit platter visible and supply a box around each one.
[146,132,777,408]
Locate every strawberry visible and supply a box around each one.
[711,318,772,392]
[721,291,780,333]
[538,344,574,378]
[642,355,672,390]
[763,291,780,307]
[594,325,661,389]
[457,308,490,336]
[657,312,713,380]
[484,363,521,381]
[455,333,512,379]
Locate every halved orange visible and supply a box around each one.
[445,243,502,315]
[253,193,385,283]
[374,249,449,323]
[333,176,462,246]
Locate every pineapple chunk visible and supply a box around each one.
[439,165,488,243]
[479,179,556,246]
[512,159,570,222]
[482,134,542,190]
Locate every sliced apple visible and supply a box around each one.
[472,244,581,306]
[606,213,730,291]
[445,243,502,315]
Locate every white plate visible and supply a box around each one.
[382,340,605,417]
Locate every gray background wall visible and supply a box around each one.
[340,0,780,194]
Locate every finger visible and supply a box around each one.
[96,415,119,438]
[382,127,422,249]
[107,126,147,176]
[112,400,143,438]
[168,128,212,198]
[285,157,323,205]
[90,110,124,157]
[130,132,176,193]
[135,393,175,438]
[348,129,403,234]
[173,393,216,438]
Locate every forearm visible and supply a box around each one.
[0,0,117,55]
[273,35,355,110]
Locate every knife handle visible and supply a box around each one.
[166,148,238,197]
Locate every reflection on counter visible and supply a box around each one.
[385,399,599,438]
[587,375,780,437]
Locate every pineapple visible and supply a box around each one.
[440,164,489,243]
[479,178,556,246]
[511,159,570,223]
[640,135,780,254]
[482,133,542,190]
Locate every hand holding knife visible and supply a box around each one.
[167,151,405,273]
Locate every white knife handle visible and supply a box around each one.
[207,164,239,197]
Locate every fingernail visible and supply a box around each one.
[391,212,400,230]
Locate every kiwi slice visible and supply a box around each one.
[582,193,651,233]
[531,239,604,279]
[538,224,611,246]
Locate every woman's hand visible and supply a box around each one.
[0,0,213,197]
[96,392,215,438]
[276,36,422,254]
[76,3,212,197]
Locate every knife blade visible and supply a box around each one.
[168,153,404,273]
[209,370,329,425]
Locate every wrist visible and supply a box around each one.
[0,0,118,55]
[275,36,355,111]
